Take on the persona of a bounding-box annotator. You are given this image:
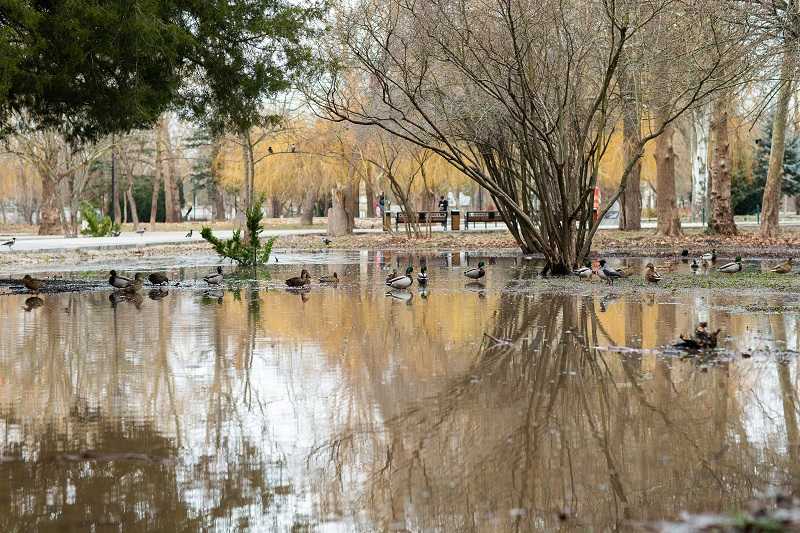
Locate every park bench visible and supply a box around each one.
[465,211,501,229]
[395,211,447,231]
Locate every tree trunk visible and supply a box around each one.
[327,187,350,236]
[163,162,175,223]
[212,185,226,221]
[655,120,682,237]
[112,143,121,225]
[164,128,182,222]
[618,55,642,230]
[300,189,316,225]
[761,52,794,237]
[38,172,61,235]
[127,185,139,230]
[270,196,281,218]
[365,167,376,217]
[691,106,710,222]
[708,95,737,235]
[149,121,163,230]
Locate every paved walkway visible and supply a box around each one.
[1,219,797,253]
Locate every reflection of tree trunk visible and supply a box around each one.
[708,95,737,235]
[655,119,682,236]
[778,362,800,490]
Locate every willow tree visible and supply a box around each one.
[313,0,745,272]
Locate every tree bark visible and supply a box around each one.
[239,129,255,223]
[270,196,282,218]
[618,56,642,230]
[365,167,376,217]
[708,95,737,235]
[164,127,182,222]
[300,189,316,225]
[112,143,121,225]
[327,187,350,236]
[761,52,794,237]
[149,121,163,230]
[655,120,682,236]
[38,172,61,235]
[691,106,710,222]
[127,184,139,230]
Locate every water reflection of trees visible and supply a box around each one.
[312,293,796,531]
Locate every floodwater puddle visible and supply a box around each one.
[1,252,800,530]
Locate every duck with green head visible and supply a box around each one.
[109,270,132,289]
[464,261,486,280]
[386,266,413,289]
[717,256,742,273]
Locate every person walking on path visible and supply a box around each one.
[438,195,449,230]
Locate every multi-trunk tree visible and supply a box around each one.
[313,0,747,272]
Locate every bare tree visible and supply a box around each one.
[312,0,747,272]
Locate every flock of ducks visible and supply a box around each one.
[572,249,757,285]
[384,261,486,290]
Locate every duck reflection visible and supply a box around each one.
[23,296,44,311]
[148,288,169,301]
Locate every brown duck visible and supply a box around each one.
[770,258,793,274]
[286,269,311,288]
[22,274,44,293]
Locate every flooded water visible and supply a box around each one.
[2,252,800,531]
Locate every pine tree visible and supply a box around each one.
[733,118,800,215]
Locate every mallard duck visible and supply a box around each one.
[385,269,398,283]
[203,266,224,286]
[771,258,793,274]
[690,259,699,271]
[464,261,486,280]
[286,269,311,288]
[644,263,662,283]
[2,237,15,250]
[417,266,429,285]
[148,272,169,285]
[109,270,132,289]
[319,272,339,283]
[597,260,622,285]
[702,249,717,262]
[717,256,742,273]
[22,274,44,293]
[572,263,593,280]
[386,266,414,289]
[123,273,145,294]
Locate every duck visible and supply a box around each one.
[770,258,793,274]
[674,322,721,350]
[321,237,332,246]
[702,249,717,262]
[417,266,429,285]
[717,256,742,274]
[644,263,662,283]
[680,249,689,262]
[22,274,44,293]
[690,259,699,271]
[385,269,398,283]
[123,273,145,294]
[319,272,339,283]
[203,266,224,286]
[109,270,132,289]
[597,260,622,285]
[286,269,311,288]
[148,272,169,285]
[572,263,593,280]
[464,261,486,280]
[386,266,414,289]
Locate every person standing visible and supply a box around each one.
[438,195,449,230]
[378,192,386,217]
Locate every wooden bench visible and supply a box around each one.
[465,211,501,229]
[395,211,447,230]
